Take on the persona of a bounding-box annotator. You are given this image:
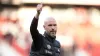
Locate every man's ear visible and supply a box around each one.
[43,25,45,29]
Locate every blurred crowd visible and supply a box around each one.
[0,6,100,56]
[0,12,32,56]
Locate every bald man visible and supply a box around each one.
[30,4,61,56]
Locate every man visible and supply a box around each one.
[30,4,61,56]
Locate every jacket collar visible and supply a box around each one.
[44,32,56,43]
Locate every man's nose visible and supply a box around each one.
[51,26,55,29]
[52,26,54,28]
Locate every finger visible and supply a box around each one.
[41,0,43,4]
[37,3,43,7]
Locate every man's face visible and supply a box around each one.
[44,18,57,37]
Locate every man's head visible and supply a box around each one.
[43,17,57,38]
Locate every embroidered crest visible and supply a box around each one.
[47,44,51,49]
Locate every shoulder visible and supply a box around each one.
[54,40,61,48]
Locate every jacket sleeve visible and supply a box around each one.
[30,17,43,51]
[30,17,39,39]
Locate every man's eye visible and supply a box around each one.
[54,24,56,26]
[48,24,52,26]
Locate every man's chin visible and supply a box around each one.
[50,34,56,37]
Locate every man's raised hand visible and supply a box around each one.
[37,3,43,13]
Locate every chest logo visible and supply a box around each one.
[47,44,51,49]
[58,49,60,52]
